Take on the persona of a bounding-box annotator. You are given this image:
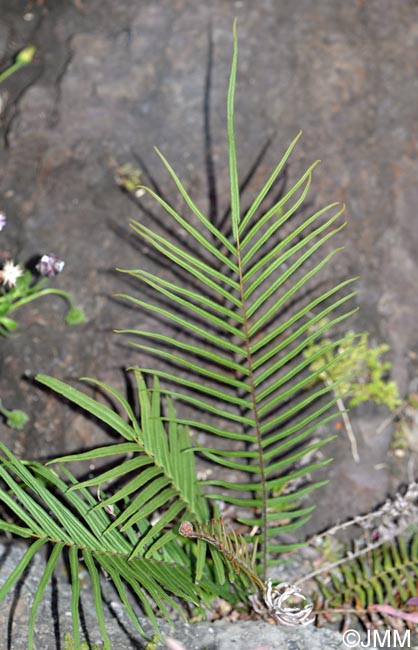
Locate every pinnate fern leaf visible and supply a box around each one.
[0,444,207,645]
[315,534,418,629]
[116,23,357,575]
[37,372,209,558]
[0,373,214,646]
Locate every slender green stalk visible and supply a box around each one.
[0,46,36,85]
[0,62,22,84]
[10,288,85,325]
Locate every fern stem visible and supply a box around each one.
[236,236,269,578]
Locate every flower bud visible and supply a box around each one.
[36,253,65,278]
[16,46,36,66]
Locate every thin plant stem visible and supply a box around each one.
[0,62,22,85]
[324,376,360,463]
[10,288,77,312]
[294,538,384,587]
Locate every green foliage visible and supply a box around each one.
[179,517,263,592]
[144,638,159,650]
[65,304,86,325]
[0,379,225,646]
[38,372,210,554]
[0,24,361,646]
[0,267,85,429]
[0,400,29,429]
[304,321,401,411]
[391,418,410,452]
[315,534,418,628]
[0,270,85,337]
[15,46,36,66]
[115,22,356,579]
[114,163,143,193]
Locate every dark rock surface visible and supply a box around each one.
[0,0,417,647]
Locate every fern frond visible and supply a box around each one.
[179,516,263,591]
[313,534,418,629]
[117,25,357,578]
[37,373,209,559]
[0,441,217,645]
[179,517,316,626]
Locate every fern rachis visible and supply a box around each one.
[117,22,357,578]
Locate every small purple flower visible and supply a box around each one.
[36,254,65,278]
[0,212,6,231]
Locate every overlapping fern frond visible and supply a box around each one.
[37,372,209,558]
[179,516,262,592]
[116,22,357,576]
[0,375,221,646]
[0,443,207,647]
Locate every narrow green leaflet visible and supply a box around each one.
[0,445,214,645]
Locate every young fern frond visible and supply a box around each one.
[0,442,210,646]
[116,24,357,576]
[179,517,316,627]
[179,517,263,592]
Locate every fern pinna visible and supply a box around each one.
[116,21,357,577]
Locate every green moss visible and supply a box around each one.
[304,321,402,412]
[64,632,101,649]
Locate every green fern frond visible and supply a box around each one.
[315,534,418,627]
[116,26,357,575]
[0,443,211,645]
[37,373,209,559]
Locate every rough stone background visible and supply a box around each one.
[0,0,418,647]
[0,542,363,650]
